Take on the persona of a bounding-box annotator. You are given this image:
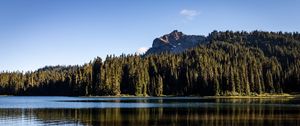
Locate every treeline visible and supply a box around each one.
[0,30,300,96]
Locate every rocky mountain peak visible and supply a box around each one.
[153,30,184,47]
[146,30,207,55]
[168,30,184,40]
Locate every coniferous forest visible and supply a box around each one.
[1,30,300,96]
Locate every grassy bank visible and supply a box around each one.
[203,93,299,99]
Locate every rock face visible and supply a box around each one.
[146,30,207,55]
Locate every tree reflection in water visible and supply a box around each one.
[0,98,299,126]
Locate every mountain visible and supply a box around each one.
[0,30,300,96]
[145,30,207,55]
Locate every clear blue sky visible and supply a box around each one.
[0,0,299,72]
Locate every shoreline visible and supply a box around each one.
[81,93,300,99]
[203,93,298,99]
[1,93,299,99]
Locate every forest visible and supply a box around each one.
[0,30,300,96]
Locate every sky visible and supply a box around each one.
[0,0,299,72]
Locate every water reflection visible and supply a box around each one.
[0,97,299,126]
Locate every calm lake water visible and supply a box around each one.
[0,96,299,126]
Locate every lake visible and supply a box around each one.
[0,96,299,126]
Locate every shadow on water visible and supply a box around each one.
[0,97,300,126]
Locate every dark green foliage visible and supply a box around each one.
[0,30,300,96]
